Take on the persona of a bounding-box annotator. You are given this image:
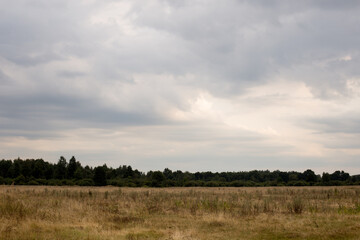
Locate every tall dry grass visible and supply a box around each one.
[1,186,360,239]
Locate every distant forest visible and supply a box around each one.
[1,157,359,187]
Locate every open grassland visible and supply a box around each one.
[1,186,360,239]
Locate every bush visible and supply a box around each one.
[126,182,137,187]
[230,180,245,187]
[27,180,39,185]
[76,178,94,186]
[47,179,62,186]
[3,178,13,185]
[164,180,176,187]
[184,181,197,187]
[61,179,75,186]
[205,181,219,187]
[244,181,257,187]
[14,175,26,185]
[36,179,48,185]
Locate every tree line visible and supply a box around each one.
[0,157,359,187]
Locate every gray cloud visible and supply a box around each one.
[0,69,11,85]
[125,0,360,97]
[57,71,86,79]
[307,117,360,134]
[2,1,359,94]
[0,91,166,139]
[1,0,360,172]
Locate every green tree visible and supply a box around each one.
[151,171,165,187]
[21,160,32,178]
[55,156,67,179]
[163,168,173,180]
[303,169,317,183]
[10,159,21,178]
[32,159,45,179]
[125,166,134,178]
[74,168,84,180]
[44,162,54,179]
[322,172,330,182]
[93,166,107,186]
[0,160,13,178]
[67,156,77,179]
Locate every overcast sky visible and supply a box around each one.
[1,0,360,174]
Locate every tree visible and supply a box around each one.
[93,166,107,186]
[10,159,21,178]
[0,160,13,178]
[55,156,67,179]
[322,172,330,182]
[330,170,350,181]
[21,159,31,178]
[67,156,77,179]
[151,171,165,187]
[83,165,93,179]
[32,159,45,179]
[125,166,134,178]
[163,168,173,180]
[303,169,317,182]
[74,168,84,180]
[44,162,54,179]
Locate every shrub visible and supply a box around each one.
[27,180,39,185]
[76,178,94,186]
[205,181,219,187]
[14,175,26,185]
[230,180,245,187]
[47,179,62,185]
[61,179,75,186]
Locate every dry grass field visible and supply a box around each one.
[1,186,360,239]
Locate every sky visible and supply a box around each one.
[1,0,360,174]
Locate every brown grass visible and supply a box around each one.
[1,186,360,239]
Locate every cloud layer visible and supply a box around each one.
[1,0,360,174]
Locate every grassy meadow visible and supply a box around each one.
[1,186,360,239]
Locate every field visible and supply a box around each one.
[1,186,360,239]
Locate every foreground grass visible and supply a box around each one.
[1,186,360,239]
